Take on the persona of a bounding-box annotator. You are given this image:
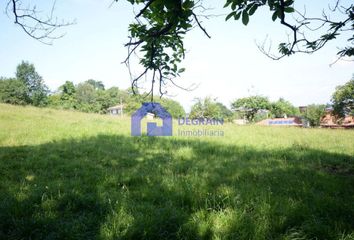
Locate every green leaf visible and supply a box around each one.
[223,0,232,8]
[226,12,235,21]
[277,9,283,18]
[242,11,249,25]
[178,68,186,73]
[249,5,258,15]
[234,11,242,20]
[268,0,275,9]
[284,7,294,13]
[231,1,237,10]
[272,11,278,21]
[284,0,294,6]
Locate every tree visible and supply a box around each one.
[106,87,130,104]
[124,94,145,115]
[75,83,96,105]
[189,97,230,119]
[6,0,74,44]
[215,102,234,121]
[57,81,77,109]
[159,98,185,118]
[60,81,76,99]
[8,1,354,98]
[0,78,29,105]
[270,98,299,118]
[47,94,62,108]
[15,61,48,106]
[332,78,354,117]
[303,104,326,127]
[85,79,105,90]
[231,96,271,122]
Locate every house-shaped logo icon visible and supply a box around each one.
[131,102,172,136]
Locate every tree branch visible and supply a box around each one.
[136,0,156,18]
[192,12,211,38]
[8,0,74,44]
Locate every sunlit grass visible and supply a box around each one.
[0,103,353,239]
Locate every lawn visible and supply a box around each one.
[0,103,353,239]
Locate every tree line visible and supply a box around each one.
[179,78,353,126]
[188,96,326,127]
[0,61,185,118]
[1,61,353,127]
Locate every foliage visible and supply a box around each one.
[224,0,354,59]
[124,0,195,96]
[0,78,29,105]
[0,103,354,239]
[124,94,144,115]
[189,97,231,120]
[158,98,185,118]
[231,96,271,122]
[85,79,105,90]
[60,81,76,99]
[119,0,354,96]
[46,80,185,117]
[302,104,326,127]
[270,98,299,118]
[106,87,126,102]
[15,61,48,106]
[215,102,234,121]
[121,93,186,118]
[58,81,78,109]
[75,82,97,105]
[47,94,64,108]
[332,78,354,117]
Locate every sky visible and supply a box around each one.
[0,0,353,112]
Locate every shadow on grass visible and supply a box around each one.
[0,135,353,239]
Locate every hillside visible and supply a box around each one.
[0,103,353,239]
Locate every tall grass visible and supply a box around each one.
[0,103,353,239]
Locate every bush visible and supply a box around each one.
[0,78,29,105]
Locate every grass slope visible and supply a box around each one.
[0,103,354,239]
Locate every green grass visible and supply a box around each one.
[0,103,354,240]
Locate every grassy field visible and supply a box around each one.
[0,103,354,240]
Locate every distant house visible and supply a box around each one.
[233,119,247,125]
[342,116,354,128]
[257,117,303,127]
[320,111,337,128]
[108,104,124,116]
[320,110,354,129]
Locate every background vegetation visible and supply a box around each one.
[1,61,353,126]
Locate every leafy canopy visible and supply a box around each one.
[270,98,299,118]
[231,95,271,122]
[0,78,29,105]
[189,97,232,120]
[302,104,326,127]
[121,0,354,97]
[332,77,354,117]
[15,61,48,106]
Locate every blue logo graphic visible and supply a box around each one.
[131,102,172,136]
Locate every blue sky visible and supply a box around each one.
[0,0,353,111]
